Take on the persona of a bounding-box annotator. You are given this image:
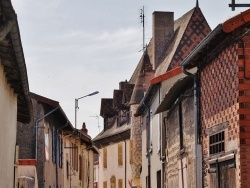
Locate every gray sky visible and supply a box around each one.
[11,0,248,138]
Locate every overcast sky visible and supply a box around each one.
[11,0,248,138]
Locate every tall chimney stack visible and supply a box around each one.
[152,11,174,70]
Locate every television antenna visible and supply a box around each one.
[90,115,100,133]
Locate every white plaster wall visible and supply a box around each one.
[141,115,148,188]
[0,64,18,188]
[141,88,163,188]
[99,140,131,188]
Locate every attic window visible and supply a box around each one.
[209,131,225,155]
[238,55,244,60]
[238,42,243,48]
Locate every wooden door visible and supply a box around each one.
[209,159,236,188]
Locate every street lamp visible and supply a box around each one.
[75,91,99,129]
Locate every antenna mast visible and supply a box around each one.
[90,115,100,133]
[140,6,145,52]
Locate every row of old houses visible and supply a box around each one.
[93,3,250,188]
[0,0,98,188]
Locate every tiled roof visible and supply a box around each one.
[92,123,131,146]
[156,7,210,75]
[0,0,33,123]
[129,48,154,105]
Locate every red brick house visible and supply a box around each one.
[182,8,250,188]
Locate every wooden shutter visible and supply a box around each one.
[66,160,69,179]
[103,181,107,188]
[79,155,82,180]
[103,148,107,168]
[118,179,123,188]
[52,128,56,163]
[110,175,116,188]
[118,143,123,166]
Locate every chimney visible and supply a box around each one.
[152,11,174,70]
[81,122,88,134]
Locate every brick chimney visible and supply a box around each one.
[81,122,88,134]
[152,11,174,70]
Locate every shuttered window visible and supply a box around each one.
[71,143,78,171]
[103,181,107,188]
[118,179,123,188]
[52,128,56,163]
[58,136,63,168]
[110,176,116,188]
[118,143,123,166]
[79,155,82,180]
[103,148,107,168]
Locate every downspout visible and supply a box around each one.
[182,67,201,188]
[142,101,151,188]
[162,117,167,188]
[56,121,69,188]
[118,133,127,188]
[159,86,165,188]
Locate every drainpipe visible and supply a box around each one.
[182,67,201,188]
[56,121,69,188]
[162,117,167,188]
[143,102,151,188]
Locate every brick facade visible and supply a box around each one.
[199,27,250,188]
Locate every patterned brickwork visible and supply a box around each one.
[200,42,240,187]
[130,104,142,182]
[169,8,211,70]
[238,34,250,188]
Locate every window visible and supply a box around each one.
[71,143,78,171]
[157,114,161,153]
[118,179,123,188]
[52,127,56,163]
[209,131,225,155]
[44,132,49,161]
[126,111,131,124]
[79,155,82,180]
[58,136,63,168]
[66,160,69,179]
[110,175,116,188]
[103,148,107,168]
[103,181,107,188]
[118,143,123,166]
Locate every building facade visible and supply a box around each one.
[17,93,97,188]
[134,4,210,188]
[0,0,33,187]
[93,82,133,188]
[181,8,250,188]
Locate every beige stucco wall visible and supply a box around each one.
[99,140,132,188]
[0,64,18,188]
[63,134,95,188]
[43,123,64,188]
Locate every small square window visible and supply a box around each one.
[209,131,225,155]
